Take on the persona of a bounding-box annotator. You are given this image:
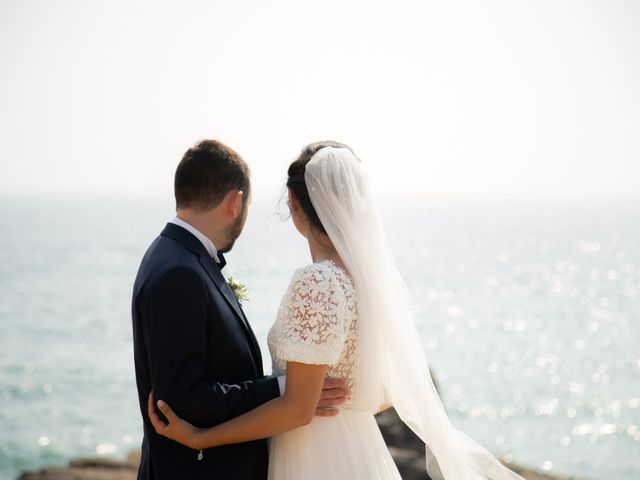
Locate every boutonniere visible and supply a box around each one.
[227,277,249,305]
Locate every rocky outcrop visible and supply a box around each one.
[18,452,140,480]
[18,411,576,480]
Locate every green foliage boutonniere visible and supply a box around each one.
[227,277,249,305]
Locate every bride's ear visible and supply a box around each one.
[288,189,300,214]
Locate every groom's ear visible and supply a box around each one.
[223,189,245,218]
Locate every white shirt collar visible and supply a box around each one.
[169,216,220,263]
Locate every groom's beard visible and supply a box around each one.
[219,203,247,253]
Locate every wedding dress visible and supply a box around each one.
[267,260,402,479]
[267,147,525,480]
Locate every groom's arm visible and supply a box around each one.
[143,266,280,428]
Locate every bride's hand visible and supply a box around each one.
[147,391,202,449]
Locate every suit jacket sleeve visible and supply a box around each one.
[143,265,279,427]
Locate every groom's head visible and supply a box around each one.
[174,140,251,253]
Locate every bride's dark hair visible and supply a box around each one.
[286,140,355,234]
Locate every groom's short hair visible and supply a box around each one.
[175,140,250,211]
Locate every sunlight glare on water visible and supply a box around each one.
[0,194,638,479]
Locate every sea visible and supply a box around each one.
[0,193,638,480]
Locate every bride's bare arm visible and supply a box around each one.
[148,361,329,449]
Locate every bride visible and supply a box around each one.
[147,141,525,480]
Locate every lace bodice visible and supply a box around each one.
[268,261,359,409]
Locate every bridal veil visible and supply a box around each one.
[304,147,524,480]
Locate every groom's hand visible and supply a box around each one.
[315,377,349,417]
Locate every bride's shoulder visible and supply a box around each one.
[290,261,336,284]
[286,261,344,295]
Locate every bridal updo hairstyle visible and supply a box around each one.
[175,139,250,211]
[286,140,355,235]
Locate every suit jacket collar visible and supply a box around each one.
[161,224,242,318]
[162,222,227,268]
[161,222,210,258]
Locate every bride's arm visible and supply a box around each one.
[148,361,328,449]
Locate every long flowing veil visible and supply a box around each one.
[305,147,525,480]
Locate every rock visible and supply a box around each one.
[18,412,576,480]
[18,457,138,480]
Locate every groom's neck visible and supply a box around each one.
[176,209,225,248]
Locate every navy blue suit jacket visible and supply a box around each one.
[132,223,279,480]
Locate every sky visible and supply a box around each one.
[1,0,639,197]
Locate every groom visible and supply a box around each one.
[132,140,348,480]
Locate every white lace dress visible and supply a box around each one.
[267,261,402,480]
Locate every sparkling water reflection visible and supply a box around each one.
[0,194,638,479]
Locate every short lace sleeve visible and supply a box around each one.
[276,264,351,366]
